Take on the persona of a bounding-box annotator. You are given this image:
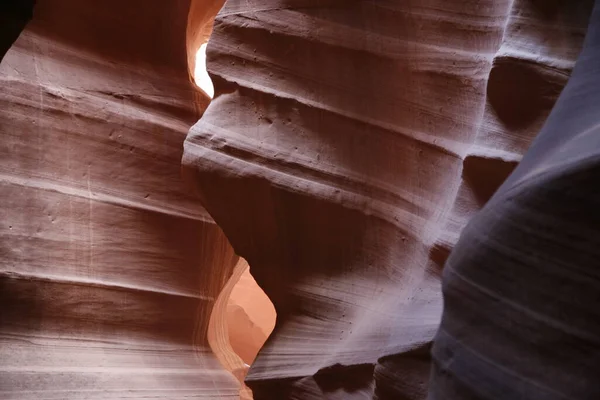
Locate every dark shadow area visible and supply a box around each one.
[314,363,376,393]
[429,243,452,270]
[375,344,432,400]
[487,56,563,130]
[0,0,35,61]
[462,155,518,206]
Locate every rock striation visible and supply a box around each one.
[1,0,597,399]
[184,0,594,398]
[1,0,241,398]
[431,2,600,398]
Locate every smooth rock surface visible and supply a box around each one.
[1,0,241,398]
[183,0,593,398]
[1,0,596,398]
[430,2,600,398]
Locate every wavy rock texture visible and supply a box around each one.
[1,0,595,399]
[439,0,594,253]
[0,0,242,398]
[431,2,600,398]
[184,0,593,398]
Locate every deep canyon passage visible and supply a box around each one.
[1,0,600,399]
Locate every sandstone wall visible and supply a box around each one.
[1,0,240,398]
[183,0,593,398]
[0,0,595,399]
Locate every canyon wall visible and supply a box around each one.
[183,0,593,398]
[431,2,600,397]
[0,0,242,398]
[1,0,596,399]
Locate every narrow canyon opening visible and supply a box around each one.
[194,43,214,98]
[206,257,277,399]
[225,260,276,368]
[191,37,276,398]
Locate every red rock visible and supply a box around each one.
[1,0,594,399]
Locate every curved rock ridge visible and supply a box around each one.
[183,0,593,398]
[1,0,242,398]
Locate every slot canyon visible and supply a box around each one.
[1,0,599,399]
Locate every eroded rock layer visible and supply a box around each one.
[438,0,594,252]
[431,2,600,398]
[1,0,240,398]
[184,0,593,398]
